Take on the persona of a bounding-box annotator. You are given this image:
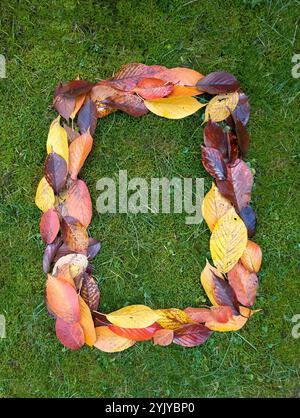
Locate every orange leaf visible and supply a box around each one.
[55,318,84,350]
[61,216,89,253]
[228,261,258,306]
[108,322,161,341]
[68,132,93,179]
[167,85,201,97]
[185,306,233,324]
[153,329,174,346]
[155,67,204,86]
[39,208,60,244]
[46,274,80,323]
[94,326,135,352]
[133,78,173,99]
[79,296,97,346]
[71,94,86,119]
[62,179,92,228]
[240,240,262,273]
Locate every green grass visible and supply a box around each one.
[0,0,300,398]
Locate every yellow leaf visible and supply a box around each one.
[202,182,233,231]
[204,92,239,123]
[79,296,97,346]
[155,308,194,330]
[106,305,160,329]
[46,116,69,165]
[144,96,206,119]
[200,260,224,307]
[35,177,55,212]
[210,207,248,273]
[94,326,135,352]
[167,85,201,97]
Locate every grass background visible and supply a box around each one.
[0,0,299,398]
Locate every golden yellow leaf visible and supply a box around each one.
[79,296,97,346]
[167,85,201,97]
[202,182,233,231]
[35,177,55,212]
[94,326,135,352]
[200,260,224,307]
[106,305,160,329]
[46,116,69,165]
[204,92,239,123]
[144,96,206,119]
[210,207,248,273]
[155,308,194,330]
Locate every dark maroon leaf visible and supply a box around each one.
[92,311,111,326]
[196,71,240,94]
[63,123,80,143]
[216,179,237,209]
[44,152,68,194]
[77,99,97,136]
[233,91,250,126]
[173,324,213,347]
[226,131,239,163]
[55,80,93,99]
[230,111,250,157]
[43,237,63,273]
[210,270,239,315]
[53,95,75,120]
[202,146,227,180]
[204,119,228,161]
[53,243,74,262]
[80,273,100,311]
[87,238,102,260]
[240,205,257,238]
[101,93,148,117]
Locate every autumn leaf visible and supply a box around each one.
[62,179,92,228]
[46,274,80,323]
[94,326,135,353]
[79,295,97,346]
[80,273,100,311]
[228,261,259,306]
[77,99,97,136]
[173,324,213,347]
[52,253,88,277]
[231,91,250,126]
[202,146,227,180]
[155,308,194,330]
[44,152,68,194]
[106,305,160,329]
[133,78,173,99]
[87,237,102,260]
[239,205,257,237]
[203,119,229,161]
[35,176,55,212]
[46,116,69,165]
[210,207,248,273]
[108,323,161,341]
[205,306,260,332]
[43,237,62,273]
[230,110,250,157]
[201,182,232,231]
[185,306,234,324]
[92,311,111,327]
[39,208,60,244]
[68,132,93,180]
[63,123,80,143]
[70,94,86,120]
[61,216,89,253]
[228,159,253,212]
[241,240,262,273]
[204,92,239,123]
[153,329,174,346]
[144,96,206,119]
[167,85,201,97]
[55,318,85,350]
[154,67,204,86]
[101,93,148,117]
[196,71,239,94]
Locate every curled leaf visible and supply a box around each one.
[52,253,88,278]
[101,93,148,117]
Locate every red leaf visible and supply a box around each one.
[173,324,212,347]
[43,237,63,273]
[204,119,229,161]
[230,111,250,157]
[184,306,233,324]
[55,318,85,350]
[68,132,93,180]
[197,71,240,94]
[202,146,227,180]
[44,152,67,194]
[80,273,100,311]
[108,323,161,341]
[154,67,203,86]
[63,179,92,228]
[77,99,97,136]
[233,91,250,126]
[101,93,148,117]
[40,208,60,244]
[209,270,240,314]
[228,261,259,306]
[133,78,174,99]
[63,123,80,143]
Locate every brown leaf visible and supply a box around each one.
[197,71,239,94]
[133,78,174,99]
[63,123,80,143]
[80,273,100,311]
[61,216,89,253]
[204,119,229,161]
[44,152,68,194]
[39,208,60,244]
[68,132,93,179]
[53,80,93,120]
[101,93,148,117]
[230,110,250,157]
[87,237,101,260]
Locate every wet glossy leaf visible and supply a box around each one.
[210,207,248,273]
[46,116,69,164]
[77,99,97,136]
[197,71,239,94]
[94,326,135,352]
[62,179,92,228]
[228,261,258,306]
[108,322,161,341]
[44,152,67,194]
[155,308,194,330]
[80,273,100,311]
[241,240,262,273]
[153,329,174,346]
[107,305,160,329]
[101,93,148,117]
[46,273,80,323]
[79,295,97,346]
[133,77,173,99]
[39,208,60,244]
[68,132,93,180]
[204,92,239,123]
[202,146,227,180]
[55,318,84,350]
[240,205,257,237]
[61,216,89,253]
[145,96,206,119]
[35,177,55,212]
[173,324,212,347]
[202,182,232,231]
